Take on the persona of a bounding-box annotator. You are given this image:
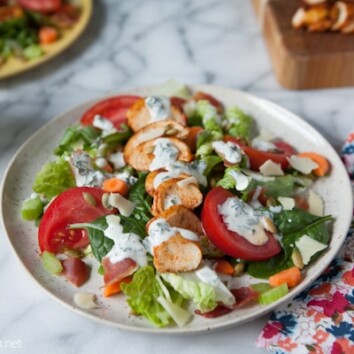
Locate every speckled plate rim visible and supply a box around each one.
[0,0,92,80]
[1,84,352,334]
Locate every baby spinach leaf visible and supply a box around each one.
[70,217,113,262]
[263,175,296,198]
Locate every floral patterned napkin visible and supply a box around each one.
[256,133,354,354]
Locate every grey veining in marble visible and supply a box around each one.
[0,0,353,353]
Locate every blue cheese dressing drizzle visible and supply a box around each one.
[104,215,147,266]
[149,138,179,171]
[218,197,269,246]
[145,96,171,122]
[146,218,199,254]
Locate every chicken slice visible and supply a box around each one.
[127,98,187,132]
[124,120,188,158]
[125,137,193,172]
[151,177,203,216]
[153,233,202,273]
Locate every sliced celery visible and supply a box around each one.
[151,79,191,99]
[251,283,272,294]
[259,283,289,305]
[21,197,44,221]
[41,251,63,275]
[23,44,44,60]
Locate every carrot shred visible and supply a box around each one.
[297,152,330,177]
[103,276,132,297]
[215,260,234,276]
[269,266,302,288]
[39,27,59,45]
[102,178,129,196]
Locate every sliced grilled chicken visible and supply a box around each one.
[151,177,203,216]
[153,233,202,273]
[124,120,188,158]
[145,169,190,196]
[125,137,193,172]
[146,205,203,235]
[126,97,187,132]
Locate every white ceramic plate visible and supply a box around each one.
[1,84,353,333]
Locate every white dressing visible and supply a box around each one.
[164,194,182,209]
[93,115,115,132]
[149,138,179,171]
[109,151,126,170]
[147,218,199,251]
[104,215,147,266]
[218,197,269,246]
[177,176,198,188]
[212,141,242,164]
[71,152,105,187]
[145,96,171,122]
[229,170,251,191]
[153,160,207,189]
[252,139,277,152]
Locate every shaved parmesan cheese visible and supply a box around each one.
[108,193,135,217]
[229,170,251,191]
[74,292,98,309]
[308,190,324,216]
[177,176,198,188]
[278,197,295,210]
[295,235,327,265]
[93,115,115,132]
[259,160,284,176]
[288,155,318,175]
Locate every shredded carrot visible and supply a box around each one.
[215,259,234,276]
[184,126,203,152]
[269,267,302,288]
[103,276,133,297]
[297,152,330,177]
[39,27,59,45]
[102,178,129,196]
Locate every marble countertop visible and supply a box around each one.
[0,0,353,353]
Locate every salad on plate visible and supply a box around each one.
[21,81,333,328]
[0,0,81,66]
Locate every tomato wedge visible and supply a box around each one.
[38,187,115,254]
[201,187,281,261]
[18,0,62,13]
[225,136,291,171]
[80,95,141,129]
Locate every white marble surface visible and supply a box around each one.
[0,0,353,353]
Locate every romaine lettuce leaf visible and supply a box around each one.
[32,158,76,200]
[224,106,253,141]
[121,266,171,327]
[161,273,217,313]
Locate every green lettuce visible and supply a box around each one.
[32,158,76,200]
[224,106,253,141]
[121,266,173,327]
[54,125,100,156]
[161,273,217,313]
[194,100,223,134]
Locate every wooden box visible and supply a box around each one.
[252,0,354,90]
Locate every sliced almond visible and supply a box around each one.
[292,7,307,29]
[302,0,327,5]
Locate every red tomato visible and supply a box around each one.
[273,140,296,155]
[38,187,115,254]
[225,136,290,171]
[80,95,141,129]
[18,0,62,13]
[170,97,186,111]
[201,187,281,261]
